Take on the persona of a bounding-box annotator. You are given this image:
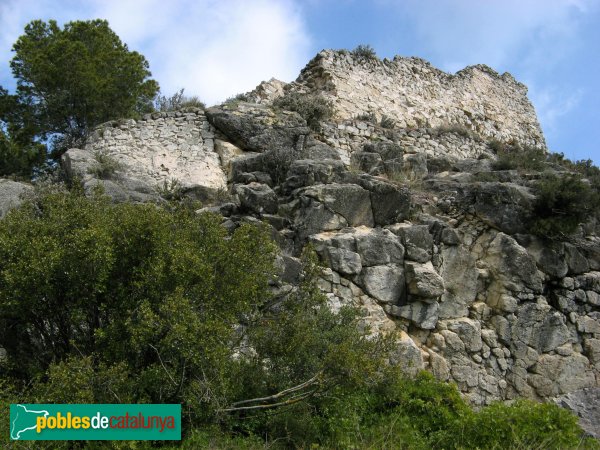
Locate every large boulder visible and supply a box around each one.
[555,388,600,439]
[405,262,445,300]
[0,179,33,219]
[299,183,374,227]
[344,173,411,226]
[205,102,310,153]
[485,232,544,294]
[357,264,405,304]
[234,182,278,214]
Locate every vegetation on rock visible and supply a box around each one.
[273,92,333,131]
[0,188,595,448]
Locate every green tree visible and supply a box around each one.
[0,87,46,178]
[10,19,159,155]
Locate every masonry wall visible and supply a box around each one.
[292,50,546,150]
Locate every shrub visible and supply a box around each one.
[273,92,334,131]
[351,44,378,61]
[435,123,473,139]
[88,151,123,179]
[356,111,377,123]
[156,178,185,201]
[380,114,396,129]
[492,142,547,172]
[155,88,205,111]
[530,173,600,237]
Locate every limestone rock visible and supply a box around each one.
[405,261,445,299]
[512,303,571,353]
[0,179,33,219]
[205,102,310,154]
[234,182,278,214]
[443,318,483,353]
[485,232,544,294]
[391,224,433,263]
[388,301,439,330]
[358,264,405,304]
[555,388,600,439]
[355,228,404,266]
[300,183,374,227]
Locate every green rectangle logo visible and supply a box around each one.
[10,404,181,441]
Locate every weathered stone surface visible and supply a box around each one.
[516,235,568,278]
[564,243,590,275]
[556,388,600,439]
[300,183,374,227]
[326,247,362,275]
[391,224,433,263]
[0,179,33,219]
[438,246,478,319]
[234,182,278,214]
[205,102,310,153]
[290,50,546,149]
[530,353,595,396]
[443,318,483,352]
[470,183,534,234]
[215,139,244,179]
[512,303,571,353]
[65,110,228,200]
[405,261,445,299]
[485,232,544,293]
[346,174,411,225]
[283,159,347,193]
[389,331,424,376]
[358,264,405,304]
[388,301,439,329]
[355,228,404,266]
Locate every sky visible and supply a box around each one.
[0,0,598,162]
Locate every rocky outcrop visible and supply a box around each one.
[0,179,33,219]
[51,49,600,413]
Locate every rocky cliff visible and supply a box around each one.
[3,50,597,430]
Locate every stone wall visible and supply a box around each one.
[319,121,492,165]
[81,109,226,194]
[289,50,546,150]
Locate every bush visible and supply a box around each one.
[274,92,334,131]
[530,173,600,237]
[351,44,378,61]
[88,151,123,179]
[154,88,205,111]
[0,189,591,448]
[380,114,396,129]
[491,142,547,172]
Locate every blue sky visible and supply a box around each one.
[1,0,598,162]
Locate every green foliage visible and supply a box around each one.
[273,92,334,131]
[0,189,591,448]
[491,141,547,172]
[88,151,123,179]
[435,123,474,139]
[530,173,600,238]
[10,19,159,155]
[154,88,205,111]
[356,111,377,123]
[156,177,185,201]
[351,44,378,61]
[0,87,46,178]
[380,114,396,129]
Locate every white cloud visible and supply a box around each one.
[385,0,594,72]
[0,0,312,104]
[528,83,583,138]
